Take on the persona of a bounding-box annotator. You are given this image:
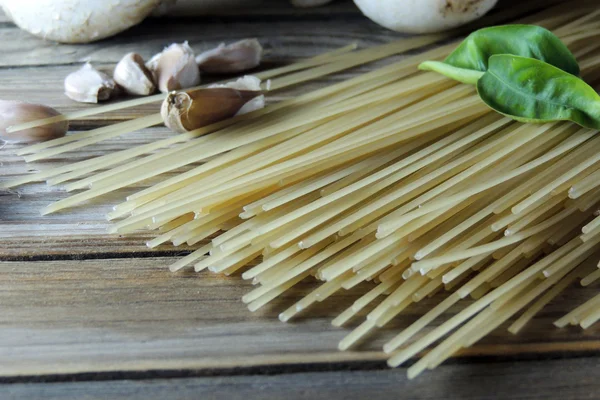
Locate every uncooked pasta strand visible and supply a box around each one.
[83,82,456,214]
[555,292,600,328]
[377,123,577,237]
[385,235,580,356]
[411,255,596,378]
[513,141,600,214]
[379,127,593,235]
[508,269,581,334]
[569,169,600,199]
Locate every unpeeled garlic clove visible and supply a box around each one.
[64,63,117,103]
[113,52,157,96]
[146,42,200,93]
[195,39,263,74]
[208,75,266,115]
[0,100,68,143]
[161,87,262,133]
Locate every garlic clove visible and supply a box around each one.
[161,87,262,133]
[113,52,157,96]
[146,42,201,93]
[0,100,68,143]
[64,63,117,103]
[208,75,266,115]
[195,39,263,74]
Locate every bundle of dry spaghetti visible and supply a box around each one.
[4,0,600,378]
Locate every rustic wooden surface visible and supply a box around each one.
[1,1,600,399]
[4,357,600,400]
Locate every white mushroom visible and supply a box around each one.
[0,0,164,43]
[353,0,498,34]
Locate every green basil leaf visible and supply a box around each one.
[420,25,580,84]
[477,55,600,129]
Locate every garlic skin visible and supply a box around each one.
[64,63,117,103]
[113,53,157,96]
[353,0,497,34]
[195,39,263,74]
[0,100,68,143]
[147,42,201,93]
[161,85,262,133]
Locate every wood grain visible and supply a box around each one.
[0,126,201,258]
[1,257,600,378]
[2,0,600,396]
[0,11,388,67]
[165,0,360,16]
[4,357,599,400]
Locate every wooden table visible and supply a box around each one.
[1,1,599,398]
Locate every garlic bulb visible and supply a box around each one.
[113,53,157,96]
[146,42,201,93]
[353,0,498,34]
[196,39,263,74]
[0,100,68,143]
[64,63,117,103]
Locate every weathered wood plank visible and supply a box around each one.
[165,0,360,16]
[0,12,393,67]
[4,357,600,400]
[0,0,543,68]
[1,257,600,377]
[0,126,203,258]
[0,257,382,377]
[1,0,598,390]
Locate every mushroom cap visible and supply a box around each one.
[353,0,498,34]
[1,0,163,43]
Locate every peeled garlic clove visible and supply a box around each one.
[195,39,263,74]
[113,53,157,96]
[147,42,201,93]
[161,88,262,133]
[64,63,117,103]
[0,100,68,143]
